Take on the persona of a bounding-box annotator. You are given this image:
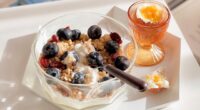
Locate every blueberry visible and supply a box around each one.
[59,51,68,61]
[57,28,73,40]
[101,76,110,81]
[87,25,102,39]
[73,52,79,62]
[98,66,104,71]
[46,68,60,78]
[71,29,81,41]
[42,42,59,58]
[104,40,119,54]
[87,52,103,68]
[114,56,130,70]
[72,72,85,84]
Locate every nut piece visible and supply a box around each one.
[79,34,89,42]
[57,40,74,55]
[60,68,73,82]
[98,71,108,80]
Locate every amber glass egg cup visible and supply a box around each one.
[128,1,171,66]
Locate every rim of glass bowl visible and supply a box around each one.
[32,12,138,87]
[128,0,171,28]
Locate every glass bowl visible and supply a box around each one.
[32,12,138,109]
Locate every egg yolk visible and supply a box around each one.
[153,74,161,82]
[140,5,162,23]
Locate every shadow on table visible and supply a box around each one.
[0,33,59,110]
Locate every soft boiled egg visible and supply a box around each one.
[136,3,163,24]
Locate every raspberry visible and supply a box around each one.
[65,26,70,29]
[50,35,59,42]
[111,53,119,61]
[49,59,66,69]
[110,32,122,44]
[39,57,49,68]
[39,57,66,69]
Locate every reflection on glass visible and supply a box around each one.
[1,98,7,103]
[6,106,12,110]
[18,96,24,101]
[9,83,15,88]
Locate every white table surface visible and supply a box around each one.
[0,0,200,110]
[172,0,200,64]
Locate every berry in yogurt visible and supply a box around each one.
[46,68,61,78]
[114,56,130,70]
[87,52,104,68]
[105,40,119,54]
[42,42,59,58]
[72,72,85,84]
[57,28,73,40]
[87,25,102,39]
[39,25,130,84]
[71,29,81,41]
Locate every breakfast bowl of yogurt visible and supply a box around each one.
[32,12,138,109]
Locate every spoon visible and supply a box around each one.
[104,64,148,92]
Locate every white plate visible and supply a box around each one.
[23,6,180,110]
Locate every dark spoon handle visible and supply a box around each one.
[104,64,148,92]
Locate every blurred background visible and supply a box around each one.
[0,0,186,8]
[0,0,199,65]
[0,0,54,7]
